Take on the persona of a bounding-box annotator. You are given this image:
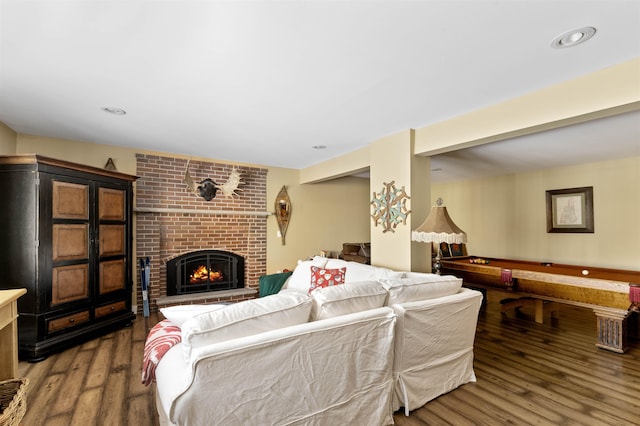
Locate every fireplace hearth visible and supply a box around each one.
[166,250,245,296]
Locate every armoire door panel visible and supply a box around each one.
[52,224,89,262]
[51,264,89,305]
[99,224,125,257]
[52,180,89,220]
[99,187,125,221]
[99,259,125,294]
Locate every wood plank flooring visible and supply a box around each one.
[17,289,640,426]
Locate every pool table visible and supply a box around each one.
[440,256,640,353]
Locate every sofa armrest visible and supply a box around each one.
[391,288,483,413]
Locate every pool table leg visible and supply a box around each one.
[500,297,559,324]
[534,299,543,323]
[593,308,630,353]
[535,301,559,323]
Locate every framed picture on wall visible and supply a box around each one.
[546,186,594,233]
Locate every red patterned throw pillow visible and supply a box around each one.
[309,266,346,293]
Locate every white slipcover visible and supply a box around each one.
[391,288,483,415]
[310,280,388,320]
[156,307,397,426]
[180,292,312,362]
[380,274,462,306]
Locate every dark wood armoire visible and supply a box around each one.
[0,154,136,360]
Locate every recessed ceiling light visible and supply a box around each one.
[102,107,127,115]
[312,145,327,150]
[551,27,596,49]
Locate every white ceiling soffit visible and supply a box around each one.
[430,109,640,183]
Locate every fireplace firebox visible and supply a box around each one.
[166,250,245,296]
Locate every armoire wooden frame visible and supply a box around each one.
[0,154,136,361]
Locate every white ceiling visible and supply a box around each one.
[1,1,639,183]
[430,109,640,183]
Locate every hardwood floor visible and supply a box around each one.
[17,312,161,426]
[17,289,640,426]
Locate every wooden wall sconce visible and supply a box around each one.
[275,186,291,245]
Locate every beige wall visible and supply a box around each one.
[11,132,638,273]
[267,168,371,272]
[17,134,138,175]
[0,122,17,154]
[432,156,640,270]
[11,133,372,275]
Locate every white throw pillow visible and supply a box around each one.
[282,256,328,293]
[181,292,312,361]
[310,280,388,321]
[160,304,228,327]
[380,273,462,305]
[324,259,396,282]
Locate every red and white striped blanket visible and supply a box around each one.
[142,319,182,386]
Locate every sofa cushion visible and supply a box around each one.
[380,273,462,305]
[324,259,397,282]
[310,280,388,321]
[160,304,228,327]
[309,266,346,293]
[181,292,312,361]
[282,256,328,293]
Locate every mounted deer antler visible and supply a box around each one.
[183,159,200,196]
[183,159,243,201]
[217,167,243,198]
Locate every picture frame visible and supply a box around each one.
[449,242,466,257]
[439,242,451,258]
[546,186,594,233]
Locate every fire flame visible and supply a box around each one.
[189,265,223,284]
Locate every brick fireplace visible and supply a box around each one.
[135,154,268,313]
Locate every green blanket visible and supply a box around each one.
[259,271,293,297]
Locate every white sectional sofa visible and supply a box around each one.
[153,257,483,425]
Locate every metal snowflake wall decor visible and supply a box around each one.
[371,181,411,233]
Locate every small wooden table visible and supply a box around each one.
[0,289,27,380]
